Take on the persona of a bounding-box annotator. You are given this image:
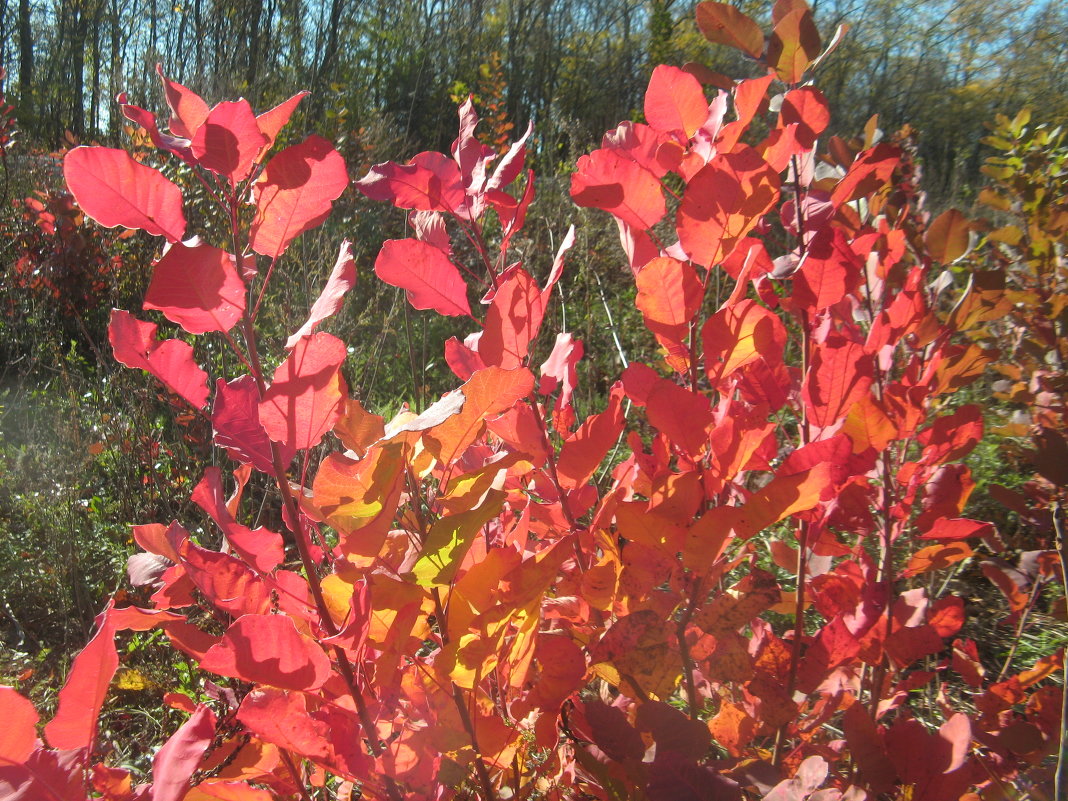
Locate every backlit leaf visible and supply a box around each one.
[571,147,666,231]
[143,241,246,334]
[201,614,332,691]
[259,331,347,452]
[0,686,39,765]
[109,309,210,409]
[644,65,709,138]
[64,146,187,242]
[678,147,780,268]
[695,2,765,59]
[925,208,971,263]
[44,610,117,750]
[374,238,472,317]
[286,241,357,347]
[250,135,349,259]
[190,99,267,185]
[356,151,470,217]
[766,7,821,84]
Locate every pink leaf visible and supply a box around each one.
[919,518,995,541]
[64,147,186,242]
[644,65,709,138]
[200,614,332,691]
[0,746,86,801]
[258,331,347,451]
[374,238,472,317]
[802,333,873,428]
[677,146,780,268]
[190,99,267,185]
[255,91,309,157]
[237,689,373,781]
[539,333,584,409]
[151,705,217,801]
[356,151,469,217]
[143,241,246,334]
[481,267,544,368]
[779,86,830,149]
[192,466,284,573]
[212,375,292,473]
[44,609,117,750]
[109,309,210,409]
[571,146,666,231]
[157,64,210,139]
[250,135,349,259]
[286,241,357,348]
[791,227,861,311]
[179,540,270,618]
[0,686,39,766]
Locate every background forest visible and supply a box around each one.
[2,0,1068,201]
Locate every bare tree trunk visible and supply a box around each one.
[17,0,32,104]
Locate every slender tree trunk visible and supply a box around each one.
[17,0,32,105]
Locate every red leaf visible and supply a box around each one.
[179,540,270,617]
[356,151,469,217]
[885,714,973,801]
[678,147,780,268]
[190,99,267,185]
[143,241,246,334]
[623,363,712,457]
[157,64,209,138]
[919,517,994,541]
[191,467,284,574]
[635,700,711,760]
[802,333,873,428]
[734,464,832,538]
[695,2,765,59]
[644,65,709,138]
[481,267,545,368]
[374,238,472,317]
[791,227,860,311]
[717,75,775,152]
[778,87,830,150]
[767,7,821,84]
[703,299,787,387]
[0,747,85,801]
[557,382,625,489]
[255,91,308,157]
[575,699,645,762]
[258,332,347,452]
[286,241,357,347]
[635,257,704,368]
[250,135,349,259]
[423,367,535,466]
[151,705,217,801]
[918,404,983,466]
[64,146,187,242]
[929,596,965,638]
[905,546,974,576]
[44,610,117,750]
[831,143,900,207]
[571,146,666,231]
[212,375,292,473]
[109,309,210,409]
[200,614,332,691]
[842,703,896,793]
[0,686,39,765]
[237,689,373,782]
